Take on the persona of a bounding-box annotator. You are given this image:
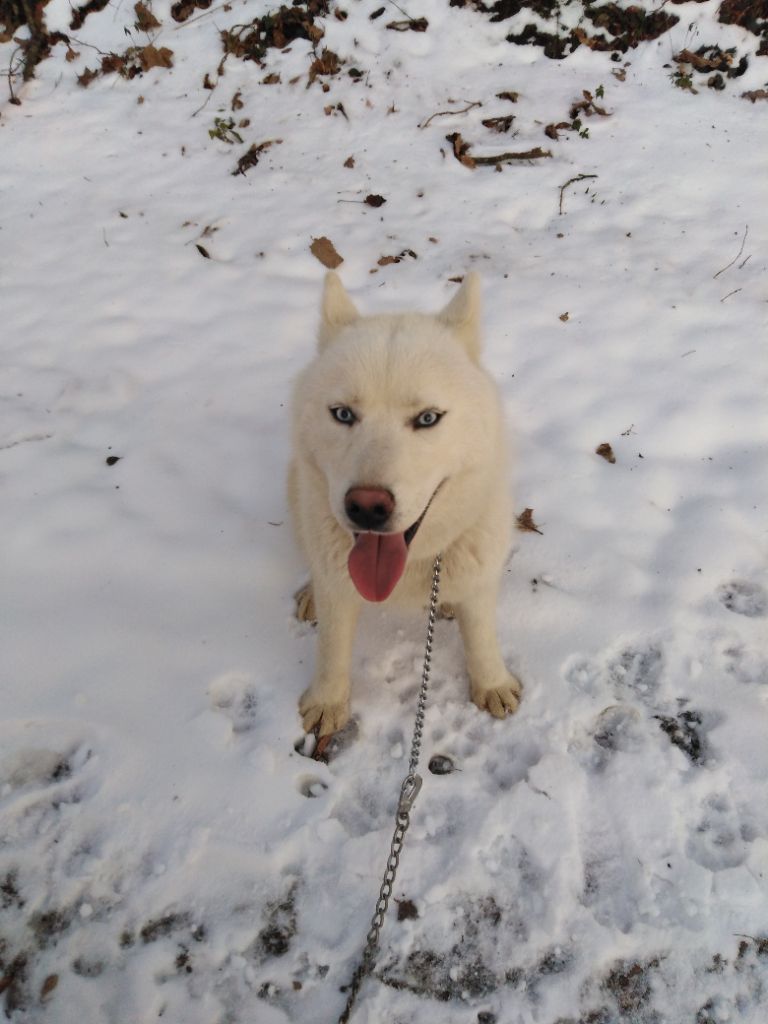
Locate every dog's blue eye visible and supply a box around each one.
[414,410,443,430]
[330,405,356,426]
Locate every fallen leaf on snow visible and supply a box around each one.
[139,45,174,71]
[231,139,279,176]
[77,67,99,87]
[446,132,476,169]
[308,48,341,85]
[365,194,386,207]
[482,115,515,133]
[516,508,543,534]
[596,443,616,464]
[377,249,418,267]
[134,1,161,31]
[311,237,344,269]
[171,0,212,23]
[40,975,59,1000]
[139,46,175,71]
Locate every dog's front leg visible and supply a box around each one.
[299,586,360,738]
[455,588,522,718]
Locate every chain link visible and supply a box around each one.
[336,553,442,1024]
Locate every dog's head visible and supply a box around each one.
[293,273,504,601]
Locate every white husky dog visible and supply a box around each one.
[289,272,522,739]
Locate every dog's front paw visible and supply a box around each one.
[471,674,523,719]
[299,690,350,737]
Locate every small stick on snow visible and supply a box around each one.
[558,174,598,215]
[713,225,748,279]
[419,101,482,129]
[473,147,551,165]
[720,288,743,303]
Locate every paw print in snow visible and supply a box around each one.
[720,643,768,685]
[688,793,751,871]
[209,672,259,733]
[717,581,767,618]
[607,643,663,703]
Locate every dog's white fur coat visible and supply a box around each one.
[289,273,521,737]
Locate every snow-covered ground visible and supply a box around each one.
[1,0,767,1020]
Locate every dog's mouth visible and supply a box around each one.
[348,481,445,603]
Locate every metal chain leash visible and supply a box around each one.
[336,553,443,1024]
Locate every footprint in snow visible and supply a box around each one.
[687,792,752,871]
[0,742,93,795]
[208,672,259,733]
[717,580,767,618]
[607,642,664,704]
[0,740,97,847]
[720,642,768,685]
[590,705,646,770]
[486,736,543,791]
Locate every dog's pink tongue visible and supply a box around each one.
[348,532,408,602]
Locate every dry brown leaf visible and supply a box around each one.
[40,975,59,1000]
[365,194,386,207]
[545,121,571,140]
[446,132,476,169]
[559,312,569,322]
[134,1,161,31]
[496,90,519,102]
[596,443,616,464]
[516,508,543,534]
[77,66,99,87]
[231,139,278,176]
[343,156,355,168]
[482,115,515,133]
[308,48,341,85]
[742,89,768,101]
[311,237,344,269]
[139,45,174,71]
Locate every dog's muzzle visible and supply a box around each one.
[346,480,446,602]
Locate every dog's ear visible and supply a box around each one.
[318,272,360,349]
[437,273,482,361]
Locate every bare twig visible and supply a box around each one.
[558,173,598,215]
[713,225,748,279]
[720,288,742,303]
[419,101,482,129]
[5,46,24,105]
[386,0,417,21]
[473,147,551,165]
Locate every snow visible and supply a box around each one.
[1,0,767,1021]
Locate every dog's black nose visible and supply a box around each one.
[345,487,395,531]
